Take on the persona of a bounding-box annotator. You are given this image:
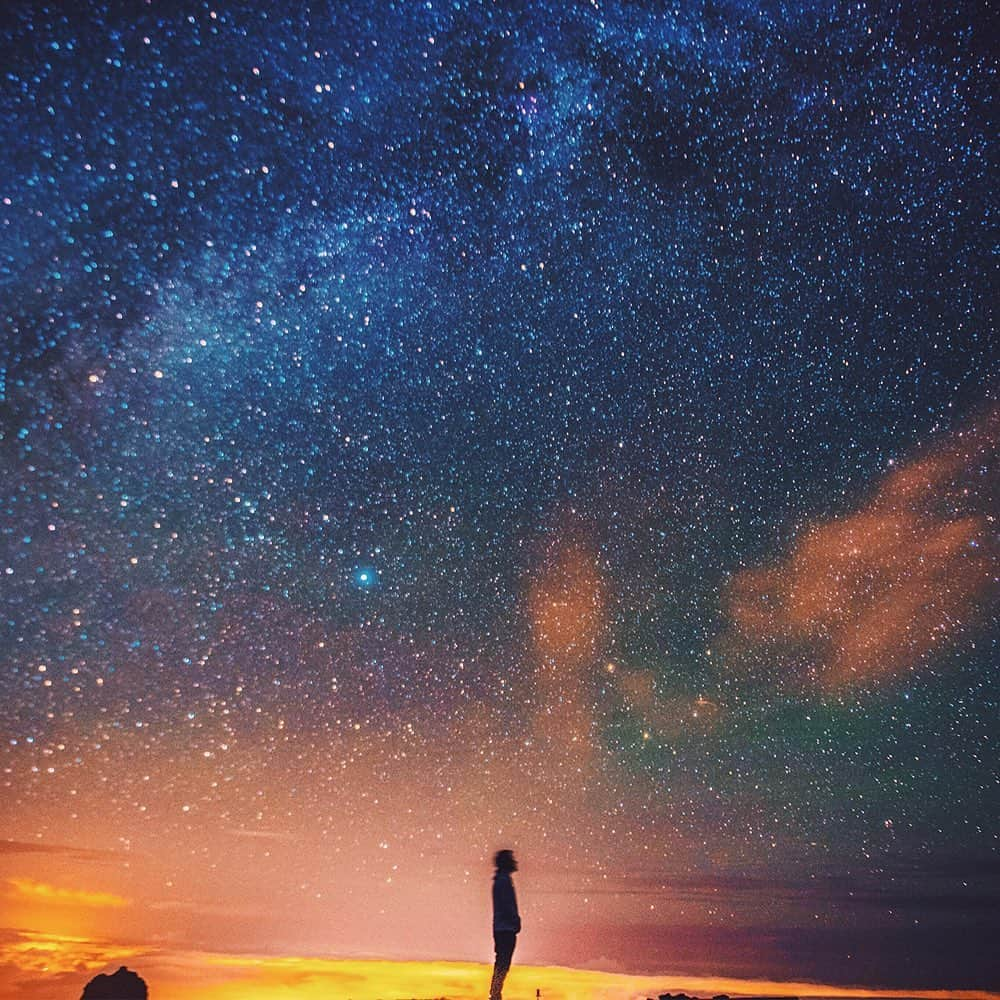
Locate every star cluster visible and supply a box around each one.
[0,0,996,989]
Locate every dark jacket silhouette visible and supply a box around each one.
[81,965,148,999]
[490,849,521,1000]
[492,868,521,933]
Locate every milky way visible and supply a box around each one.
[0,1,996,990]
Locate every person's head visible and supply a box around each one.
[494,849,518,873]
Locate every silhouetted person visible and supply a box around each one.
[81,965,148,999]
[490,848,521,1000]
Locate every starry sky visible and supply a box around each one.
[0,0,997,994]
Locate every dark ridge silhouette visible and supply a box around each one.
[647,996,783,1000]
[646,994,734,1000]
[80,965,148,999]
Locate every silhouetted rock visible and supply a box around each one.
[647,995,794,1000]
[647,993,796,1000]
[80,965,148,999]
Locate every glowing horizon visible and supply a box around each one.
[3,938,999,1000]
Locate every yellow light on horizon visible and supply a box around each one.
[25,952,999,1000]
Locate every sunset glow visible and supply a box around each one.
[7,878,130,910]
[3,946,999,1000]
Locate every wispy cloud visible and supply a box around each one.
[148,898,271,920]
[725,407,998,686]
[225,828,296,842]
[0,926,145,976]
[6,879,129,910]
[0,840,120,862]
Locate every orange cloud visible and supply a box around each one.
[526,542,608,763]
[528,543,607,668]
[7,879,129,910]
[618,669,721,738]
[524,536,720,756]
[727,407,998,686]
[0,928,143,976]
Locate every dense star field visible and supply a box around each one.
[0,0,996,993]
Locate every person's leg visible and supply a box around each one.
[489,931,517,1000]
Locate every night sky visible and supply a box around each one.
[1,0,997,994]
